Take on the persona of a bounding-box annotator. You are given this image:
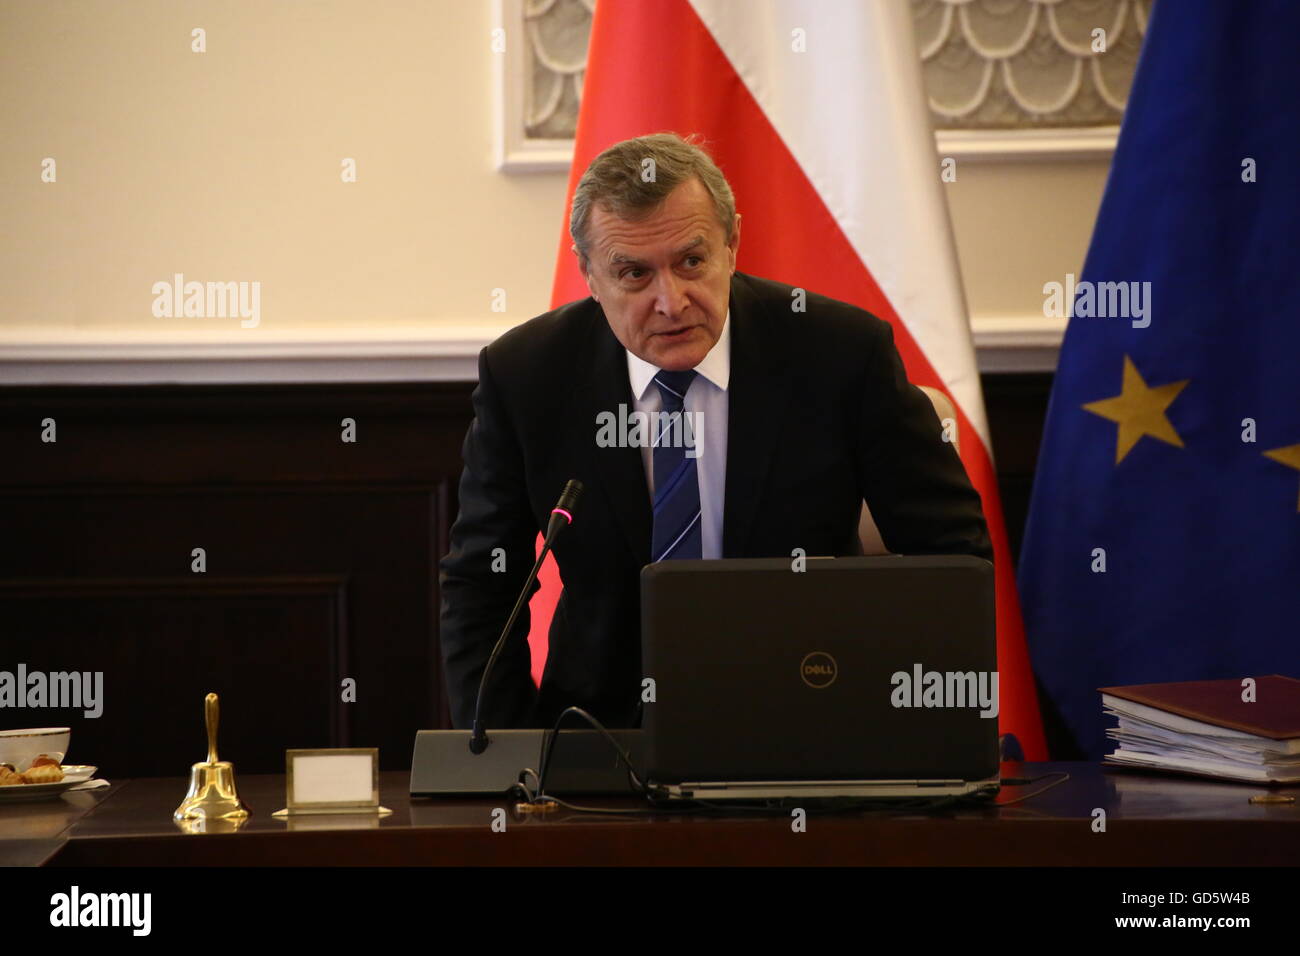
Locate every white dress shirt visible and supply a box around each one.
[625,311,731,559]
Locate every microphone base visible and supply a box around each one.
[410,729,644,796]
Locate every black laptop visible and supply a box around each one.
[639,555,1001,800]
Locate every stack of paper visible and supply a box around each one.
[1101,675,1300,784]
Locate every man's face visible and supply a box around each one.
[580,177,740,371]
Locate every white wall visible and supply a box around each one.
[0,0,1110,380]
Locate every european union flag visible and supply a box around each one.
[1019,0,1300,759]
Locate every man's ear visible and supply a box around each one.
[727,214,742,272]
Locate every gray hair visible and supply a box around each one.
[569,133,736,274]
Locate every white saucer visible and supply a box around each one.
[0,765,99,802]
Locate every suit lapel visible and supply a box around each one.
[581,308,652,565]
[723,273,792,556]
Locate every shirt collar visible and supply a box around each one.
[626,309,731,401]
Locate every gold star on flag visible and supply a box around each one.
[1082,355,1189,464]
[1263,444,1300,512]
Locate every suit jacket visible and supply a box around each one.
[439,271,992,730]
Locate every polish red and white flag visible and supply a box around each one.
[529,0,1046,758]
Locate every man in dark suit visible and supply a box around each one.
[440,133,991,731]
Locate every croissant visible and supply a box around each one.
[31,754,60,768]
[21,764,64,784]
[0,767,25,786]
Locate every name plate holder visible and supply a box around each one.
[272,748,392,818]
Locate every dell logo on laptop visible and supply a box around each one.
[800,652,837,688]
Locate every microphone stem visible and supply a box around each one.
[468,519,565,754]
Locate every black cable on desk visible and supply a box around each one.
[994,771,1071,806]
[530,705,666,803]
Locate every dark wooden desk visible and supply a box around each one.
[0,782,124,866]
[12,762,1293,867]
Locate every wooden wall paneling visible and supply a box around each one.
[0,575,345,777]
[0,375,1059,770]
[0,384,477,774]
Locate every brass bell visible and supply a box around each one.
[174,692,249,823]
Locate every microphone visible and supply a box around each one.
[468,480,584,755]
[546,479,583,539]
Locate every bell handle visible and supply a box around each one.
[205,692,219,764]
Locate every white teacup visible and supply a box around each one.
[0,727,71,771]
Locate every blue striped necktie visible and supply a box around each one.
[651,369,701,561]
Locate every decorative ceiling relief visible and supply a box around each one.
[505,0,1149,166]
[914,0,1151,128]
[523,0,593,139]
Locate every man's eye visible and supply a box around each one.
[623,268,646,280]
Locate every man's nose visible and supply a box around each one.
[652,271,689,317]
